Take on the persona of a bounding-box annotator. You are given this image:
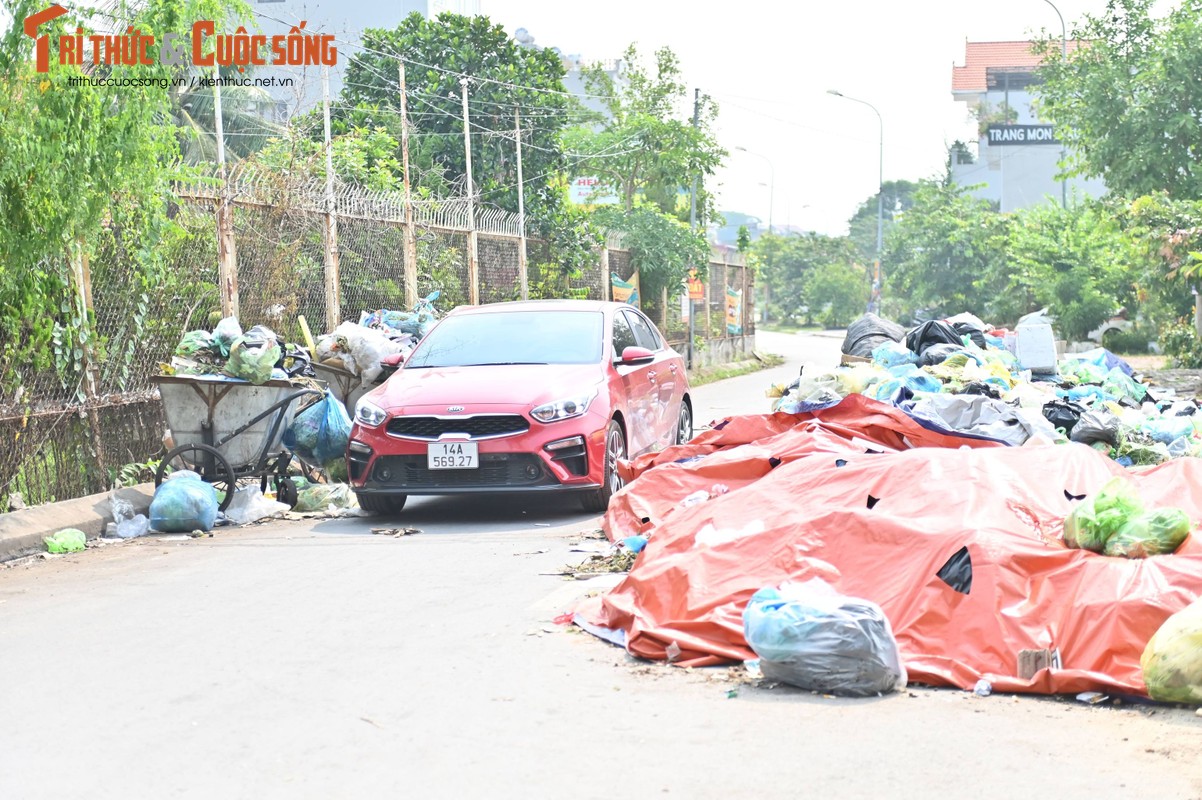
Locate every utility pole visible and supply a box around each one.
[1044,0,1068,209]
[687,88,700,370]
[213,76,239,318]
[515,107,528,301]
[461,77,480,305]
[321,65,341,329]
[399,62,418,309]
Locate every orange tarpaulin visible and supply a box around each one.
[580,395,1202,696]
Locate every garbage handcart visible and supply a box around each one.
[151,375,323,510]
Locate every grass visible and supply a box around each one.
[689,353,785,387]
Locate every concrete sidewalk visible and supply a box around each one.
[0,483,154,564]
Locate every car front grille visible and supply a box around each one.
[369,454,552,489]
[386,414,530,440]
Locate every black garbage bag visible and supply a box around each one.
[1042,399,1087,435]
[953,322,988,349]
[842,313,906,358]
[1071,409,1122,447]
[906,320,962,356]
[963,381,1003,400]
[919,343,964,367]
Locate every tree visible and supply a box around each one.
[847,179,920,266]
[566,44,725,220]
[754,233,860,324]
[594,205,708,313]
[0,0,246,398]
[809,263,869,328]
[338,13,573,220]
[882,182,1011,323]
[1034,0,1202,198]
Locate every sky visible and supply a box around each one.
[484,0,1118,236]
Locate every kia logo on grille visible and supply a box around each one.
[447,406,465,413]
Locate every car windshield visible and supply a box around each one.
[404,310,604,368]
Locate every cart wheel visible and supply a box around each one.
[155,444,237,512]
[276,476,299,509]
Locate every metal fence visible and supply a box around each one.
[0,173,754,511]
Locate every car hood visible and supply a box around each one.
[363,363,606,412]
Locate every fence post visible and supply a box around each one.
[705,262,713,341]
[599,244,609,302]
[322,66,342,329]
[213,79,239,318]
[71,238,107,480]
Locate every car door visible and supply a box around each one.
[624,310,679,449]
[611,309,653,454]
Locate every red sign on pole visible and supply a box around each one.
[687,270,705,301]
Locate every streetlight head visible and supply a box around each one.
[735,146,747,152]
[826,89,843,97]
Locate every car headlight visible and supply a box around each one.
[355,400,388,427]
[531,391,596,423]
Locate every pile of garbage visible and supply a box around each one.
[315,292,441,382]
[165,317,312,385]
[771,310,1201,466]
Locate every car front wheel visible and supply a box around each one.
[356,493,408,516]
[581,420,626,514]
[673,400,693,445]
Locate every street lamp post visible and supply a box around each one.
[827,89,883,314]
[1044,0,1068,209]
[735,146,775,323]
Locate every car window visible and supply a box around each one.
[624,311,661,351]
[612,311,637,359]
[405,310,604,367]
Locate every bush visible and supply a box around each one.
[1102,324,1156,355]
[1158,319,1202,368]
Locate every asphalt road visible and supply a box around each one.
[2,331,1201,800]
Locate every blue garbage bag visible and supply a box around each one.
[284,391,352,466]
[149,473,218,532]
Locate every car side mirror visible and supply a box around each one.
[619,346,655,364]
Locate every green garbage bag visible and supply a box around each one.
[1103,507,1192,558]
[225,334,281,385]
[1141,600,1202,704]
[175,330,214,358]
[44,528,86,553]
[294,483,356,513]
[1063,476,1143,553]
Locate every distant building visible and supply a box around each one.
[949,40,1104,211]
[249,0,484,119]
[513,28,625,119]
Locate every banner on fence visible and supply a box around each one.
[612,272,640,307]
[726,286,743,335]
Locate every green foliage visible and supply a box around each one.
[847,179,919,265]
[568,44,725,220]
[526,204,602,299]
[754,232,860,324]
[882,182,1011,322]
[1034,0,1202,198]
[1159,318,1202,367]
[736,225,752,254]
[251,126,406,191]
[809,263,869,328]
[1004,201,1136,340]
[339,13,572,219]
[594,206,707,308]
[1102,323,1155,354]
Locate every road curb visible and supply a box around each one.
[0,483,155,564]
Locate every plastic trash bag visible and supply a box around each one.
[871,341,918,368]
[1070,409,1121,447]
[284,391,352,467]
[212,316,242,358]
[743,579,907,697]
[1141,599,1202,704]
[919,343,964,367]
[905,320,961,356]
[44,528,86,553]
[224,485,290,525]
[1062,477,1144,553]
[1042,399,1087,435]
[1103,507,1191,558]
[225,327,282,385]
[1102,367,1148,404]
[149,473,218,532]
[842,313,905,359]
[175,330,214,358]
[294,483,357,513]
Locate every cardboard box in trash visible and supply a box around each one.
[840,353,872,366]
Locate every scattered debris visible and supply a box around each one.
[370,527,420,538]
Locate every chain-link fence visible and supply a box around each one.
[0,171,755,511]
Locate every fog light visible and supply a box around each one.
[377,467,393,481]
[524,464,540,479]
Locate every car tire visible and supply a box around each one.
[581,420,626,514]
[673,399,693,445]
[356,493,408,516]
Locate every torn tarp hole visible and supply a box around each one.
[865,448,883,455]
[867,495,880,510]
[640,517,651,525]
[835,459,848,468]
[1064,489,1086,502]
[712,420,730,431]
[937,546,973,594]
[768,457,782,468]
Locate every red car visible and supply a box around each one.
[347,300,693,515]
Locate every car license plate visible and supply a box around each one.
[427,441,478,470]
